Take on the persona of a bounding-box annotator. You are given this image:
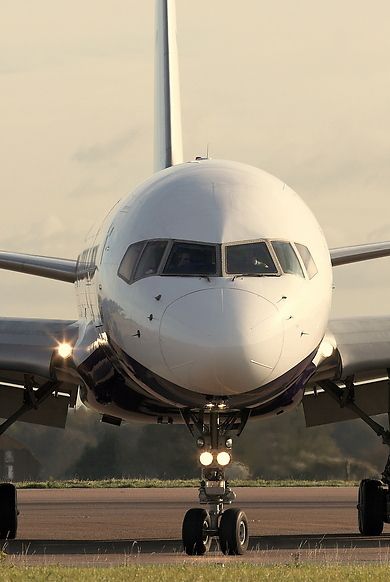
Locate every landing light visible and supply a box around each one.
[217,452,231,466]
[57,342,73,359]
[320,340,334,359]
[199,452,213,466]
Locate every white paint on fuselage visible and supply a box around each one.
[79,159,332,398]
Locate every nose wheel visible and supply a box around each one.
[182,506,249,556]
[182,508,211,555]
[219,508,249,555]
[181,407,251,555]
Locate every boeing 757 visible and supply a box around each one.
[1,0,390,555]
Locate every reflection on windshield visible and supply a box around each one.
[164,242,217,275]
[225,242,277,275]
[118,241,145,283]
[272,241,304,278]
[134,240,167,281]
[295,243,318,279]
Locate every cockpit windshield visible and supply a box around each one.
[225,242,278,275]
[163,242,217,276]
[117,238,313,284]
[272,241,304,278]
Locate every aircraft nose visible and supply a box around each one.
[159,288,284,395]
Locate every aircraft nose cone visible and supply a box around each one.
[159,288,284,395]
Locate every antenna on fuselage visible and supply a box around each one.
[154,0,184,172]
[194,144,211,162]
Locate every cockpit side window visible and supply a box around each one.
[295,243,318,279]
[272,241,304,278]
[133,240,168,281]
[118,241,145,283]
[163,242,217,276]
[225,242,278,275]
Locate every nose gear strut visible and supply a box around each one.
[181,407,250,555]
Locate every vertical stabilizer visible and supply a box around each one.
[154,0,183,172]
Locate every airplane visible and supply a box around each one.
[1,0,390,556]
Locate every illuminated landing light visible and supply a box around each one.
[199,452,213,466]
[217,452,231,466]
[57,342,73,359]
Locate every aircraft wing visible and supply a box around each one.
[330,242,390,266]
[0,251,77,283]
[0,318,81,429]
[303,316,390,427]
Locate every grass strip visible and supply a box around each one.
[14,478,359,489]
[0,564,388,581]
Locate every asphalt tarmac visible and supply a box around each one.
[4,487,390,566]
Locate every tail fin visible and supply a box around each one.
[154,0,183,172]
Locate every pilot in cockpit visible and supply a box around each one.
[241,246,272,274]
[251,256,271,273]
[175,251,192,272]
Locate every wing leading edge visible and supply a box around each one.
[330,241,390,266]
[0,251,77,283]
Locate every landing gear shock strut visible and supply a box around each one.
[0,375,56,540]
[319,378,390,535]
[181,406,250,555]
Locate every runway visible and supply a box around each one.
[5,487,390,565]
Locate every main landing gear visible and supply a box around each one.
[181,407,250,555]
[357,453,390,536]
[319,378,390,536]
[0,484,18,539]
[0,376,58,541]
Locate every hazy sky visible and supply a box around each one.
[1,0,390,319]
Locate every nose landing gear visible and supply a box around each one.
[182,507,211,555]
[182,466,249,555]
[181,407,250,555]
[219,508,249,555]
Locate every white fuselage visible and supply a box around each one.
[74,159,332,416]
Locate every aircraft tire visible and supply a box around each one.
[182,508,211,555]
[219,508,249,555]
[0,483,17,539]
[358,479,384,536]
